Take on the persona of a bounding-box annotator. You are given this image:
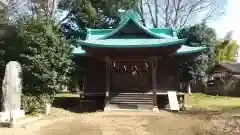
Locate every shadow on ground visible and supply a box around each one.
[180,106,240,120]
[52,93,104,113]
[0,122,9,128]
[53,96,81,113]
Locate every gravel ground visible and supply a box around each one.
[1,107,239,135]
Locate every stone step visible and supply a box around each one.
[110,94,153,97]
[110,97,153,100]
[109,93,154,105]
[109,101,153,104]
[108,104,153,110]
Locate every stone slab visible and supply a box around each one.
[2,61,22,112]
[167,91,180,111]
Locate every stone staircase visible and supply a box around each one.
[108,93,154,111]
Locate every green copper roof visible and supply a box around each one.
[85,10,176,40]
[86,28,176,40]
[100,17,167,39]
[77,38,186,48]
[72,45,207,55]
[175,45,207,54]
[74,10,206,55]
[72,46,86,54]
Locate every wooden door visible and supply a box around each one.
[111,61,151,93]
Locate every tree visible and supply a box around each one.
[0,4,74,93]
[136,0,223,29]
[215,40,239,62]
[178,23,217,93]
[0,2,7,39]
[179,58,203,94]
[29,0,59,18]
[178,23,217,69]
[178,23,216,45]
[58,0,138,39]
[0,0,24,79]
[213,31,239,62]
[223,40,239,62]
[19,15,73,93]
[0,1,73,114]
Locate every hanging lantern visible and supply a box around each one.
[113,62,116,67]
[124,65,127,72]
[145,62,148,68]
[135,65,138,71]
[132,70,137,76]
[144,62,149,72]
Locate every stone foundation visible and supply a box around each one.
[0,109,25,122]
[104,105,111,112]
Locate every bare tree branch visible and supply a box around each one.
[154,0,158,27]
[146,0,156,27]
[139,0,223,29]
[136,0,146,26]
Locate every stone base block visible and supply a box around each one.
[152,106,159,113]
[0,110,25,122]
[104,105,110,112]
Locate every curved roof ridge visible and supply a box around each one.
[100,18,168,39]
[99,18,130,39]
[120,9,141,23]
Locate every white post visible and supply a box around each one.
[44,103,51,115]
[187,84,192,94]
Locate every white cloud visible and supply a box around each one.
[209,0,240,44]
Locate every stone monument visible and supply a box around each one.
[0,61,25,123]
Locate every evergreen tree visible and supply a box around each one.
[58,0,138,39]
[0,12,73,93]
[20,15,73,93]
[178,23,217,93]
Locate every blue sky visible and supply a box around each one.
[209,0,240,43]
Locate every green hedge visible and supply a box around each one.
[21,93,54,115]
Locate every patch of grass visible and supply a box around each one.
[55,92,79,98]
[185,93,240,108]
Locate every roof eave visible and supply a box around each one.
[175,47,208,55]
[76,39,186,49]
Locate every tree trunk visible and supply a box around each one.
[154,0,158,27]
[139,0,146,26]
[187,82,192,94]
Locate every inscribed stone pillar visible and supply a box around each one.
[1,61,22,112]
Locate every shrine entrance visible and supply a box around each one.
[110,61,152,93]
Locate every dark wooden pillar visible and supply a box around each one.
[152,56,158,111]
[104,56,111,111]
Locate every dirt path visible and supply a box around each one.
[1,108,236,135]
[35,112,206,135]
[0,115,76,135]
